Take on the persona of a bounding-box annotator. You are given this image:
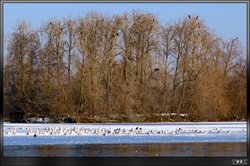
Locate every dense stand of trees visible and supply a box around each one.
[4,12,246,122]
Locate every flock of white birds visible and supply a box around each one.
[4,125,236,137]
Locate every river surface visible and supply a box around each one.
[3,122,247,157]
[4,143,246,157]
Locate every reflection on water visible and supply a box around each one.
[4,143,246,157]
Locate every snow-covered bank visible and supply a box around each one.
[3,122,247,145]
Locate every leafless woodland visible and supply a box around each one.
[3,12,247,122]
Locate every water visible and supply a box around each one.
[4,122,247,157]
[3,122,247,145]
[4,142,246,157]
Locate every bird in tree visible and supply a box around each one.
[196,16,199,20]
[188,15,191,19]
[154,68,159,72]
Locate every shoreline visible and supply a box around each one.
[3,122,247,145]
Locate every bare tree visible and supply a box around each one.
[4,13,246,122]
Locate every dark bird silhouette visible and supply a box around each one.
[188,15,191,19]
[49,22,52,25]
[154,68,159,72]
[34,133,37,137]
[196,16,199,20]
[61,28,63,31]
[117,33,119,36]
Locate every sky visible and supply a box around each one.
[3,3,247,56]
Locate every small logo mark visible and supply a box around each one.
[232,159,247,165]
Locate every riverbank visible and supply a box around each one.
[3,122,247,145]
